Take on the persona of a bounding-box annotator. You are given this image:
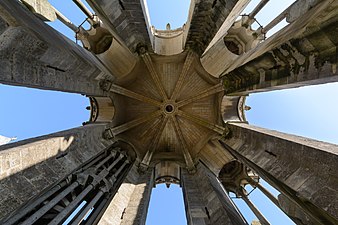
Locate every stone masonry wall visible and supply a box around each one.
[98,165,154,225]
[0,124,111,219]
[224,123,338,223]
[182,163,246,225]
[186,0,239,55]
[87,0,152,53]
[0,1,109,95]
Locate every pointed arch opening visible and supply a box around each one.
[146,183,187,225]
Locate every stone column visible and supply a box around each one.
[278,194,318,225]
[0,1,111,95]
[98,166,154,225]
[221,0,337,95]
[181,163,248,225]
[85,0,153,53]
[222,122,338,225]
[0,124,112,220]
[184,0,241,55]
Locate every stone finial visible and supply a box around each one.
[166,23,171,30]
[244,105,252,111]
[165,182,171,188]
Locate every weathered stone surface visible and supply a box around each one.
[98,165,154,225]
[199,139,235,176]
[204,0,250,53]
[181,163,247,225]
[223,122,338,224]
[78,24,137,79]
[222,0,338,95]
[278,194,317,225]
[0,0,337,224]
[86,0,152,53]
[0,16,8,34]
[0,0,111,95]
[152,26,185,55]
[110,51,225,172]
[201,0,259,78]
[0,124,112,219]
[21,0,56,21]
[185,0,239,55]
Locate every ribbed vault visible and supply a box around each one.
[110,51,225,172]
[0,0,337,225]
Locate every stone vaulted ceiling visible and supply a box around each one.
[0,0,337,224]
[110,51,225,172]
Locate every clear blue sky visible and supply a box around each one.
[1,0,337,224]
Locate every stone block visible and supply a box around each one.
[21,0,56,21]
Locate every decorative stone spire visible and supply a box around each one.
[166,23,171,30]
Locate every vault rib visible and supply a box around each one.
[111,111,162,136]
[110,84,162,107]
[177,83,224,107]
[139,117,169,170]
[171,51,196,100]
[177,110,225,135]
[171,117,196,173]
[142,53,168,100]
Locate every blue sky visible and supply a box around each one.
[1,0,337,224]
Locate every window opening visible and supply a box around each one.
[146,183,187,225]
[146,0,190,30]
